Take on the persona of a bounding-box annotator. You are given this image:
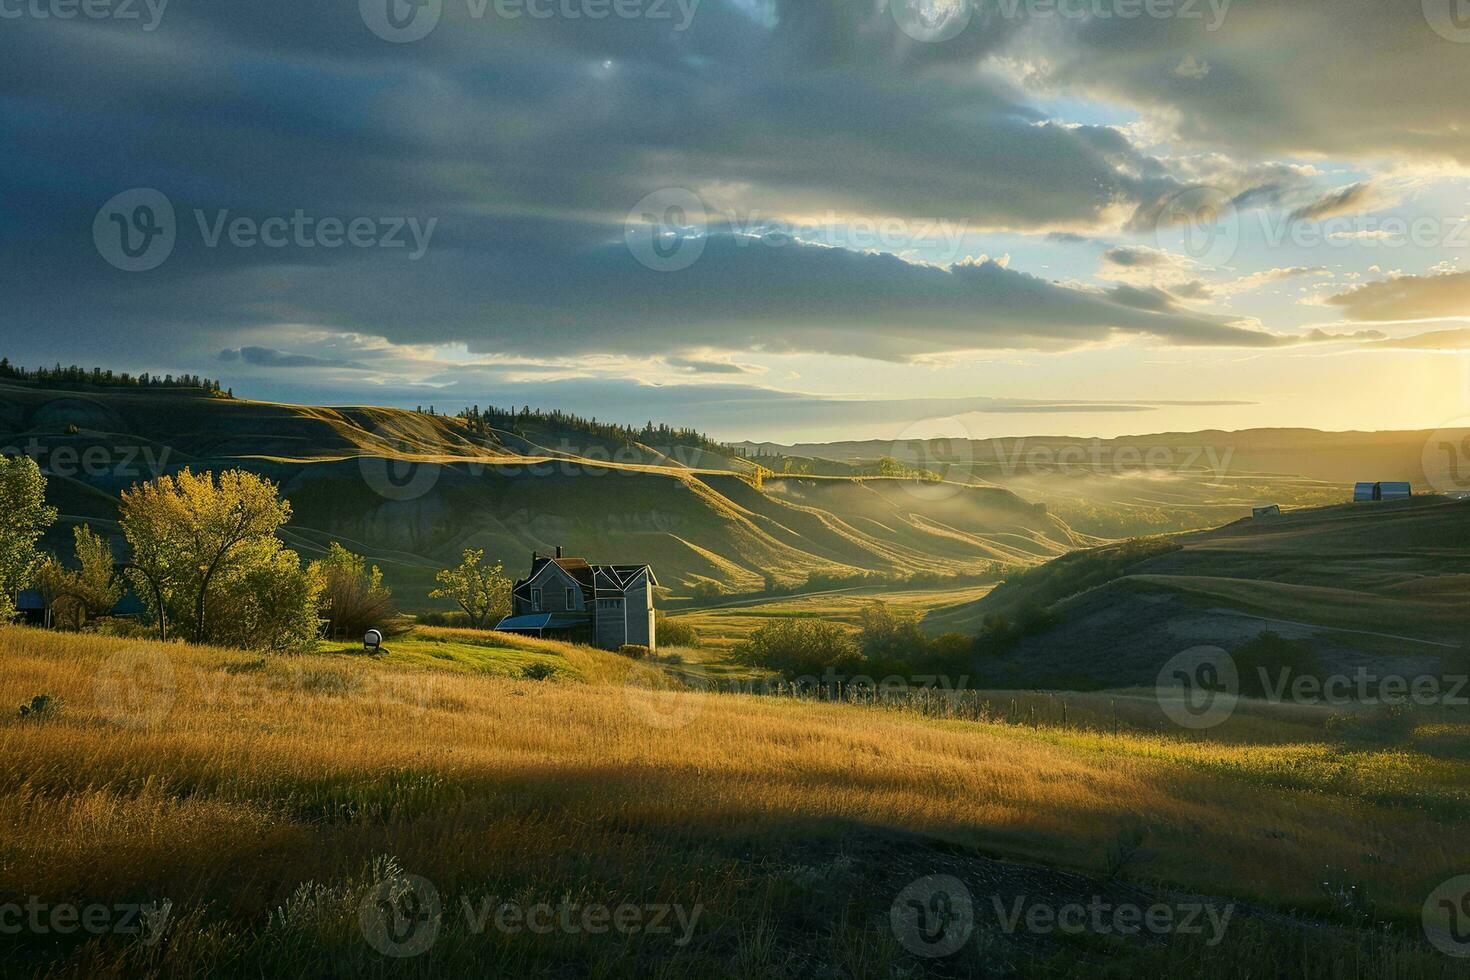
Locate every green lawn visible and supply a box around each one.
[314,628,579,681]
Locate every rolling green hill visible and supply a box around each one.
[0,380,1081,603]
[926,496,1470,688]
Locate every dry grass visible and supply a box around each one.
[1,625,1467,977]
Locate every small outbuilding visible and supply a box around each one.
[1354,481,1412,502]
[1252,504,1282,518]
[14,590,46,626]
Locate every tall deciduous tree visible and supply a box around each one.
[429,549,510,629]
[0,456,57,621]
[119,468,317,649]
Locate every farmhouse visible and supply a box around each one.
[495,548,657,651]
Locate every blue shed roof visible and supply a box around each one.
[495,613,588,631]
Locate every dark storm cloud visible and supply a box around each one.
[1029,2,1470,163]
[0,0,1325,370]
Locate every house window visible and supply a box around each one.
[530,588,541,611]
[566,588,576,608]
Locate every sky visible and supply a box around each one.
[4,0,1470,443]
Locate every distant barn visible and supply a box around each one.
[1252,504,1282,518]
[1354,481,1412,502]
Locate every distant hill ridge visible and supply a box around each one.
[0,380,1081,601]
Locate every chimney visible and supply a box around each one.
[555,545,563,559]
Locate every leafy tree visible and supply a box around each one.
[0,456,57,621]
[734,619,860,676]
[314,543,395,639]
[204,538,325,653]
[118,468,311,648]
[856,601,930,662]
[429,549,510,629]
[34,524,122,629]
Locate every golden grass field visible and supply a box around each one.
[665,584,997,653]
[3,625,1470,977]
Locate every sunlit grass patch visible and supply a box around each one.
[2,624,1467,976]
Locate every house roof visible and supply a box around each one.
[513,554,657,597]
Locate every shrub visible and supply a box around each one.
[618,644,650,659]
[1232,631,1325,699]
[34,524,124,631]
[17,693,63,720]
[690,581,722,601]
[521,662,557,681]
[735,619,860,676]
[973,598,1056,657]
[655,611,698,647]
[314,543,396,640]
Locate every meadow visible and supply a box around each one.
[3,625,1468,977]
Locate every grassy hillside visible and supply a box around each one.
[746,428,1468,537]
[0,381,1076,602]
[926,496,1470,689]
[2,625,1466,976]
